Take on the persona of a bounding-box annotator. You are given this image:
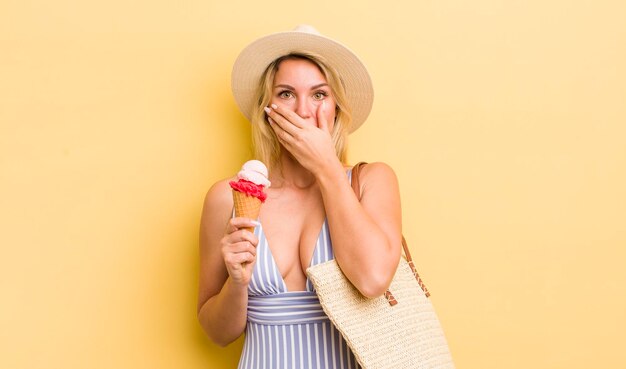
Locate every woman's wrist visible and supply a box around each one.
[314,158,348,189]
[226,275,252,293]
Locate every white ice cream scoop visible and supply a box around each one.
[237,160,271,187]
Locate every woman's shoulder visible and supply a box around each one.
[202,176,237,214]
[348,162,401,215]
[353,161,398,182]
[351,162,400,198]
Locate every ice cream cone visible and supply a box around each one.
[232,190,262,233]
[230,160,270,233]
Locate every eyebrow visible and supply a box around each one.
[273,83,329,90]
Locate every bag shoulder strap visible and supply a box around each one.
[351,162,431,298]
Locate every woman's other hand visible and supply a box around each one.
[221,217,259,286]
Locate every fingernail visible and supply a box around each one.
[268,117,274,124]
[270,104,278,109]
[264,106,271,114]
[251,220,261,226]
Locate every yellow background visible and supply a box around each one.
[2,0,625,368]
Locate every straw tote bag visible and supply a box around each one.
[306,162,455,369]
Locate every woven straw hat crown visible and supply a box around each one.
[231,25,374,133]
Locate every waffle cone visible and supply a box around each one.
[232,190,262,233]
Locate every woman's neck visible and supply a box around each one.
[270,154,316,189]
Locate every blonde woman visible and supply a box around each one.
[198,25,402,368]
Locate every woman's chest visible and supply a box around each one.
[258,192,327,280]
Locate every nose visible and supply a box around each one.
[294,98,313,120]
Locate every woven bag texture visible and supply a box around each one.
[307,258,455,369]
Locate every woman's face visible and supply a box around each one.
[270,58,337,131]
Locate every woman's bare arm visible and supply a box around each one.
[265,103,402,298]
[316,161,402,298]
[197,179,259,346]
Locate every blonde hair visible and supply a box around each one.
[249,52,353,170]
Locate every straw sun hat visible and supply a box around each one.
[231,25,374,133]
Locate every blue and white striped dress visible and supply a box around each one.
[237,171,361,369]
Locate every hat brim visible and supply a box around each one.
[231,30,373,133]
